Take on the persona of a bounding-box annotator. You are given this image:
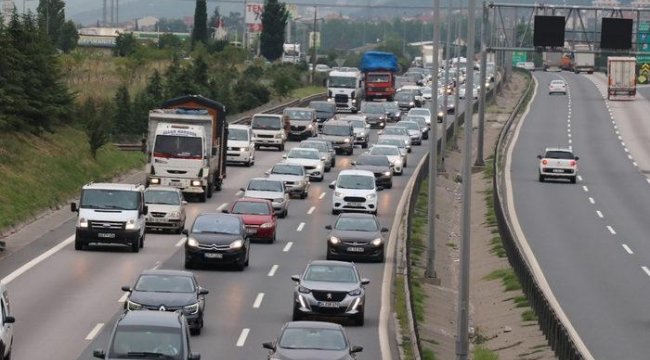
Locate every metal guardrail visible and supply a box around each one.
[113,143,144,151]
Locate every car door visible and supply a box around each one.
[0,294,12,357]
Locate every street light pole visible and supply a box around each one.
[475,1,489,167]
[452,13,461,151]
[440,1,453,173]
[310,6,317,84]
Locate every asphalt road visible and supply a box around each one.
[0,101,467,360]
[509,71,650,359]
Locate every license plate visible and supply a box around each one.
[553,169,564,173]
[149,218,165,223]
[319,301,339,308]
[204,253,223,259]
[347,247,365,252]
[98,233,115,239]
[246,228,257,234]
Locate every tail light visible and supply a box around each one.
[542,159,548,165]
[570,160,576,166]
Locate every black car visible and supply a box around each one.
[263,321,363,360]
[183,213,250,271]
[93,310,200,360]
[394,91,419,111]
[326,213,389,262]
[382,101,402,122]
[351,154,393,189]
[309,101,337,130]
[121,269,209,335]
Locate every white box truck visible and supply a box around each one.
[573,44,595,74]
[607,57,636,100]
[327,68,363,113]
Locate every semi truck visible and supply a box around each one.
[573,44,595,74]
[327,68,363,112]
[543,52,562,72]
[607,57,636,100]
[360,51,398,102]
[281,43,301,64]
[146,95,227,202]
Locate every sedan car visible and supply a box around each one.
[383,101,402,122]
[291,260,370,325]
[407,108,432,126]
[241,178,289,218]
[266,162,310,199]
[394,90,419,111]
[263,321,363,360]
[144,187,187,233]
[183,213,250,270]
[326,213,389,262]
[352,154,393,189]
[378,126,412,152]
[375,138,409,165]
[344,116,370,148]
[121,270,208,335]
[537,147,579,183]
[403,115,429,139]
[224,198,277,243]
[300,139,335,170]
[549,79,567,95]
[360,101,388,128]
[396,120,423,145]
[282,147,325,181]
[369,144,405,174]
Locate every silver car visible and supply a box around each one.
[300,139,335,171]
[378,126,412,152]
[241,178,289,218]
[376,137,409,165]
[396,121,423,145]
[144,187,187,233]
[266,162,311,199]
[340,116,370,148]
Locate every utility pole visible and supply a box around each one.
[425,0,440,280]
[475,1,489,167]
[456,0,475,358]
[440,1,453,173]
[451,12,461,151]
[310,6,317,84]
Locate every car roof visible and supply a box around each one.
[117,310,183,328]
[289,147,319,153]
[544,146,573,152]
[285,321,343,330]
[284,107,314,111]
[139,269,194,277]
[274,161,305,168]
[358,154,388,160]
[372,144,400,149]
[83,183,144,191]
[309,259,356,267]
[337,212,377,220]
[253,113,282,119]
[323,120,352,126]
[338,169,375,177]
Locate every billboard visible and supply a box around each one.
[246,3,264,32]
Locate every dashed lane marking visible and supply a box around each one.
[596,210,603,218]
[643,266,650,277]
[588,197,595,204]
[319,192,326,200]
[607,226,616,235]
[236,328,250,347]
[622,244,634,255]
[296,222,305,232]
[253,293,264,308]
[85,323,104,341]
[283,242,293,252]
[307,206,315,215]
[268,265,279,277]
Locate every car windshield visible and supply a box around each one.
[145,190,180,206]
[337,174,375,189]
[304,264,359,283]
[410,109,429,116]
[284,110,313,120]
[545,151,574,159]
[398,122,419,130]
[80,189,140,210]
[335,217,378,231]
[288,149,319,160]
[349,120,365,129]
[368,73,389,83]
[383,127,408,136]
[154,135,202,159]
[329,76,357,88]
[252,116,282,130]
[362,104,385,114]
[232,201,271,215]
[322,125,351,136]
[300,142,326,152]
[310,102,335,113]
[134,274,195,293]
[370,146,400,156]
[271,164,304,176]
[395,92,413,101]
[357,156,389,167]
[247,179,283,192]
[279,328,347,351]
[192,215,241,235]
[109,325,183,359]
[377,139,405,148]
[383,102,399,111]
[228,128,249,141]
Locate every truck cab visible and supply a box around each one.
[327,69,363,113]
[251,114,288,151]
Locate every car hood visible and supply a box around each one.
[285,158,322,167]
[190,233,242,245]
[352,129,367,136]
[245,190,284,201]
[268,174,305,183]
[78,208,139,222]
[145,204,181,213]
[129,291,196,308]
[273,348,353,360]
[319,135,349,142]
[237,213,274,225]
[354,165,390,173]
[386,155,402,163]
[290,120,313,126]
[228,140,251,148]
[330,229,381,242]
[300,280,360,292]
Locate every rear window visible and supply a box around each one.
[545,151,574,159]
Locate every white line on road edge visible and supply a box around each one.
[267,265,279,277]
[633,162,638,167]
[152,261,161,270]
[588,197,595,204]
[175,238,186,247]
[647,178,650,185]
[307,206,315,215]
[578,175,583,182]
[607,226,616,235]
[624,148,629,153]
[253,293,264,308]
[596,210,603,218]
[628,154,633,159]
[568,139,572,144]
[1,235,74,285]
[296,222,305,232]
[583,186,589,192]
[283,242,293,252]
[319,192,326,199]
[621,141,625,146]
[118,292,128,303]
[236,328,250,347]
[85,323,104,340]
[217,203,228,211]
[622,244,634,255]
[643,266,650,277]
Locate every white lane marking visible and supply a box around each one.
[296,222,305,232]
[643,266,650,277]
[175,238,186,247]
[217,203,228,211]
[628,154,633,160]
[118,292,128,303]
[588,197,595,204]
[624,148,629,153]
[618,136,623,140]
[268,265,279,277]
[607,226,616,235]
[1,235,74,285]
[568,139,572,144]
[307,206,315,215]
[85,323,104,340]
[633,162,638,167]
[596,210,603,218]
[253,293,264,308]
[614,124,618,129]
[283,242,293,252]
[236,328,250,347]
[582,186,589,192]
[621,141,626,146]
[236,190,243,196]
[615,130,620,135]
[568,133,572,138]
[152,261,161,270]
[578,175,583,182]
[319,192,326,199]
[646,178,650,185]
[622,244,634,255]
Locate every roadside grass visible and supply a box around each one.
[0,126,144,230]
[522,309,538,322]
[473,346,499,360]
[291,86,326,98]
[394,276,416,360]
[484,268,522,291]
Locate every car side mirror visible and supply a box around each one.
[329,183,336,189]
[574,156,580,160]
[381,227,389,232]
[70,202,78,212]
[361,278,370,286]
[264,171,270,176]
[291,275,300,282]
[4,316,15,324]
[537,155,542,159]
[121,286,131,292]
[350,345,363,353]
[325,225,332,230]
[262,342,275,350]
[221,208,229,213]
[198,288,209,295]
[240,187,245,192]
[182,229,189,235]
[321,157,327,161]
[189,353,201,360]
[378,130,383,135]
[93,349,106,359]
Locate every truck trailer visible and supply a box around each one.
[573,44,595,74]
[607,57,636,100]
[360,51,398,102]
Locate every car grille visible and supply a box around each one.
[197,243,230,250]
[342,241,369,245]
[246,224,260,229]
[335,94,349,104]
[304,165,316,170]
[150,212,166,218]
[373,172,385,178]
[257,134,274,139]
[312,290,348,302]
[284,181,295,185]
[228,146,241,151]
[90,221,124,230]
[291,125,306,131]
[343,196,366,203]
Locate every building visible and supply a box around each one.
[77,27,123,52]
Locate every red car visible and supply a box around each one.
[224,198,277,243]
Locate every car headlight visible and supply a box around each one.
[184,302,199,315]
[384,171,391,176]
[335,191,343,197]
[126,300,143,311]
[348,288,363,296]
[329,236,340,245]
[366,193,377,200]
[379,116,385,120]
[191,180,202,187]
[371,238,383,246]
[275,133,283,138]
[78,217,88,228]
[260,222,274,228]
[438,111,444,117]
[187,237,199,247]
[149,178,160,185]
[409,101,415,106]
[125,219,137,230]
[343,138,350,143]
[307,124,313,129]
[230,239,244,249]
[273,198,284,203]
[298,285,311,294]
[168,211,181,219]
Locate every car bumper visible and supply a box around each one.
[327,243,384,260]
[332,198,377,213]
[354,136,368,144]
[540,168,576,177]
[332,143,354,153]
[76,228,140,245]
[366,119,386,128]
[294,294,364,319]
[245,225,275,241]
[145,218,183,230]
[227,151,253,163]
[185,247,247,265]
[253,138,283,145]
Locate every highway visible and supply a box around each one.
[0,102,465,359]
[508,71,650,359]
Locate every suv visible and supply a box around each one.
[537,147,579,183]
[71,183,147,252]
[330,169,381,215]
[319,120,355,155]
[251,114,288,151]
[92,311,200,360]
[283,107,317,140]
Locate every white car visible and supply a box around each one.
[369,144,405,175]
[376,137,409,164]
[407,108,432,126]
[396,121,423,146]
[548,80,567,95]
[282,147,325,182]
[337,115,370,148]
[226,124,255,166]
[378,127,412,152]
[458,85,479,100]
[241,178,289,217]
[144,187,187,233]
[537,147,579,183]
[330,169,381,215]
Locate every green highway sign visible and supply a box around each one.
[512,51,527,63]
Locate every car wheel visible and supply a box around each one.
[283,208,288,218]
[292,305,302,321]
[254,144,260,150]
[207,182,213,199]
[331,158,336,167]
[246,159,252,167]
[74,238,84,251]
[190,327,201,336]
[325,165,331,173]
[372,209,378,215]
[245,249,250,266]
[139,233,145,248]
[318,174,324,182]
[268,233,276,244]
[176,226,184,234]
[279,144,285,151]
[347,149,354,155]
[354,311,365,326]
[387,181,393,189]
[199,189,208,203]
[332,209,339,215]
[538,174,545,182]
[300,191,307,199]
[235,260,245,271]
[131,238,140,253]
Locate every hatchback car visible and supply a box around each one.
[300,139,336,170]
[224,198,277,243]
[226,124,255,166]
[537,147,579,183]
[319,120,355,155]
[326,213,389,262]
[369,144,406,174]
[241,178,289,218]
[338,115,370,148]
[263,321,363,360]
[330,169,381,215]
[121,270,208,335]
[183,213,250,270]
[144,187,187,234]
[549,80,567,95]
[360,101,388,128]
[352,154,393,189]
[93,311,200,360]
[266,162,310,199]
[282,147,325,181]
[378,127,412,152]
[291,260,370,325]
[396,120,424,145]
[394,91,419,111]
[407,108,432,126]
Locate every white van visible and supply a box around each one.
[329,169,382,215]
[227,124,255,166]
[251,114,287,151]
[71,183,148,252]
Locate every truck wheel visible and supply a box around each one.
[131,238,140,253]
[362,141,368,149]
[74,238,83,251]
